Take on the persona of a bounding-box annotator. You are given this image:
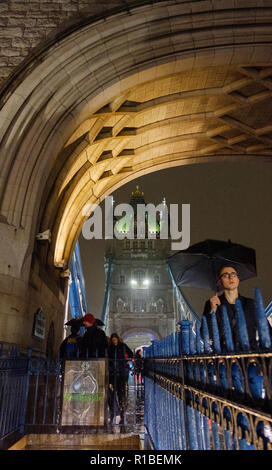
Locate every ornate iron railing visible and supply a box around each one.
[0,346,31,448]
[101,254,114,327]
[143,288,272,450]
[0,342,143,448]
[1,287,271,450]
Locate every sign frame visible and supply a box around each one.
[32,307,46,340]
[61,358,109,426]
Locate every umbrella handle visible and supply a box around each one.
[209,292,221,313]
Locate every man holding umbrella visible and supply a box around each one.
[202,264,258,350]
[167,239,271,351]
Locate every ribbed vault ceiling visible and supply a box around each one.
[2,1,272,277]
[45,64,272,268]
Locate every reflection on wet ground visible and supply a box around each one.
[108,375,146,448]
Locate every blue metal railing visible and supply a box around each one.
[1,286,272,450]
[144,287,272,450]
[69,241,89,319]
[0,339,143,448]
[0,346,31,448]
[101,254,114,326]
[168,266,200,324]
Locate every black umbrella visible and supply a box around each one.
[65,317,104,327]
[167,239,256,292]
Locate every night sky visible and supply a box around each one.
[79,160,272,319]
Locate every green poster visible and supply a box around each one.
[61,359,108,426]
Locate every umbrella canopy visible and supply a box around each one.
[65,317,104,327]
[167,239,256,292]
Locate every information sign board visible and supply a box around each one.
[61,359,108,426]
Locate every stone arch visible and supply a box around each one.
[1,2,272,275]
[122,327,160,349]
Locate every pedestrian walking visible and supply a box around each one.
[108,333,133,423]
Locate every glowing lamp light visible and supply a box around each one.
[131,279,137,286]
[143,279,150,286]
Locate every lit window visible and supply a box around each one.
[135,270,145,283]
[133,298,146,312]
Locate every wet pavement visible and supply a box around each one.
[107,375,146,448]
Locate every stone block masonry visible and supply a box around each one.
[0,0,138,90]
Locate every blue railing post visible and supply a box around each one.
[175,331,179,357]
[222,305,234,352]
[186,402,199,449]
[178,321,192,355]
[235,299,250,351]
[195,408,204,449]
[19,347,32,434]
[196,321,203,354]
[211,312,221,354]
[179,394,187,450]
[255,288,272,349]
[189,324,197,355]
[203,413,211,450]
[201,316,212,353]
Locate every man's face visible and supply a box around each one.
[83,320,93,328]
[218,266,239,291]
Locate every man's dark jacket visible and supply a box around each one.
[78,325,108,358]
[202,293,258,350]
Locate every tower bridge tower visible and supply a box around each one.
[103,186,177,350]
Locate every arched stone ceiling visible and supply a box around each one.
[47,63,272,269]
[1,1,272,279]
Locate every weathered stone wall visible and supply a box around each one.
[0,254,67,356]
[0,0,141,88]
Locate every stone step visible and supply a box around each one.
[9,433,142,450]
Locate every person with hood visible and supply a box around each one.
[59,325,81,360]
[108,333,133,423]
[78,313,108,358]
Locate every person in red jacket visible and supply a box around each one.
[78,313,108,358]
